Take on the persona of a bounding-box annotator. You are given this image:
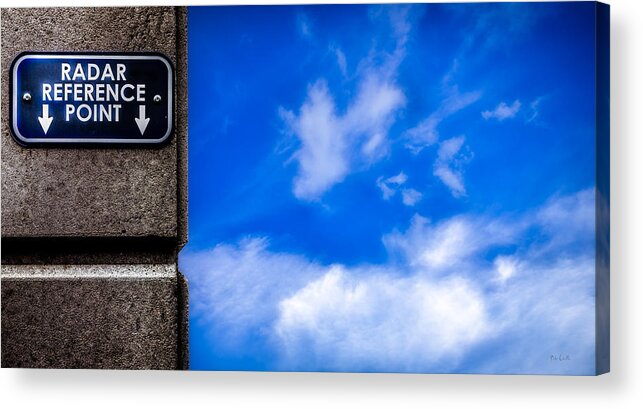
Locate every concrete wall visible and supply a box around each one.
[1,7,189,369]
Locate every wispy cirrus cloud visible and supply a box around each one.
[402,62,480,198]
[332,46,348,77]
[401,3,546,194]
[482,100,522,121]
[404,85,481,154]
[376,172,408,200]
[432,135,472,198]
[376,172,423,207]
[526,96,546,124]
[281,6,416,201]
[401,188,422,206]
[181,188,596,374]
[296,13,312,39]
[279,81,350,201]
[449,3,545,67]
[281,76,405,201]
[383,211,521,274]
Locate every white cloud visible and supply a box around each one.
[434,167,466,198]
[404,89,481,153]
[280,81,349,201]
[334,47,348,77]
[344,74,406,160]
[275,268,490,372]
[385,172,408,185]
[401,64,480,197]
[494,255,518,284]
[535,188,595,253]
[376,172,408,200]
[452,4,542,64]
[282,7,413,201]
[388,215,474,271]
[376,180,395,200]
[437,135,465,161]
[537,188,594,232]
[482,100,521,121]
[180,237,325,352]
[481,256,596,375]
[527,97,544,123]
[282,77,405,201]
[387,4,413,60]
[383,213,519,274]
[181,188,596,373]
[433,136,470,198]
[297,13,312,39]
[376,173,422,206]
[401,188,422,206]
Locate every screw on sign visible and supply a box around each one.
[10,53,174,146]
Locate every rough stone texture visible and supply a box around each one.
[1,7,185,240]
[177,270,190,370]
[176,7,189,250]
[1,266,179,369]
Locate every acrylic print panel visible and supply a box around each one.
[180,2,609,375]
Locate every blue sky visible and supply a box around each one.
[181,3,599,374]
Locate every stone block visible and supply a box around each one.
[0,7,187,242]
[1,264,185,369]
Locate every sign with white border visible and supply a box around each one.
[10,52,174,146]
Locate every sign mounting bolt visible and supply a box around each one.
[154,94,162,103]
[22,92,32,102]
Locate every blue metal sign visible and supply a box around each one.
[10,53,174,146]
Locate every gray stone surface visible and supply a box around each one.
[1,265,180,369]
[177,270,190,370]
[177,7,189,250]
[1,7,186,240]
